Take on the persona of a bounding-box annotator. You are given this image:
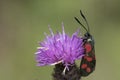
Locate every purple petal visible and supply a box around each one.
[35,25,84,68]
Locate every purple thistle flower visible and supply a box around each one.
[35,24,84,69]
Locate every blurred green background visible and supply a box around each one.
[0,0,120,80]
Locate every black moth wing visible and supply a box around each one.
[80,38,96,77]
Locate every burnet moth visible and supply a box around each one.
[74,10,96,76]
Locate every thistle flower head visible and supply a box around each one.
[35,24,84,68]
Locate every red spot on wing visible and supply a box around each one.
[81,64,87,69]
[85,43,92,53]
[86,67,91,73]
[84,56,93,62]
[86,57,93,62]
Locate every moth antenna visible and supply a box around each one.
[74,17,88,32]
[80,10,90,32]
